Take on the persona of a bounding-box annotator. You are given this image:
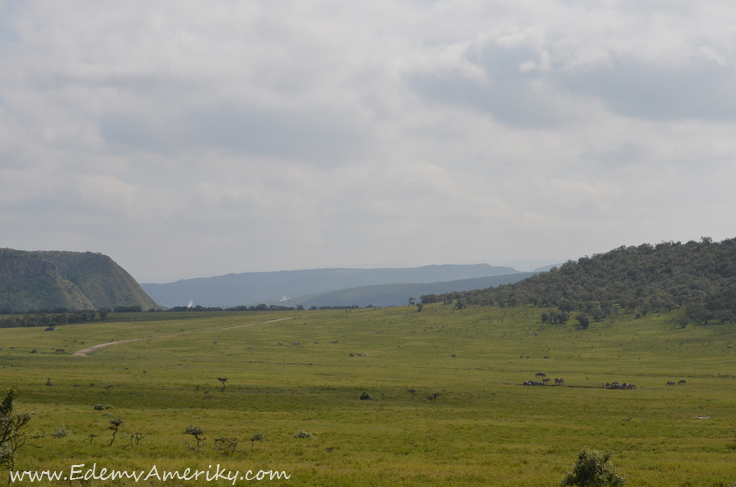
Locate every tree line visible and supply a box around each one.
[421,237,736,326]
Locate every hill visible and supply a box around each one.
[275,272,536,308]
[422,237,736,325]
[140,264,521,307]
[0,249,158,312]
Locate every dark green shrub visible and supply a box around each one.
[561,449,625,486]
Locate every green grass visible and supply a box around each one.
[1,306,736,485]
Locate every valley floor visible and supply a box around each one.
[1,305,735,485]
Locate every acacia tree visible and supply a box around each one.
[217,378,228,391]
[0,386,35,472]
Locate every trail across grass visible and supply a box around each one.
[1,306,735,485]
[73,317,294,356]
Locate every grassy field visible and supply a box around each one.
[1,305,736,486]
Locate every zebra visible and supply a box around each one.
[666,381,676,386]
[554,378,565,385]
[678,379,686,385]
[535,372,547,378]
[542,378,550,384]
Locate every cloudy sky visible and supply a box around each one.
[1,0,735,283]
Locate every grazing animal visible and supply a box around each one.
[535,372,547,378]
[278,342,283,346]
[678,379,686,385]
[451,354,457,357]
[331,340,338,344]
[542,378,550,384]
[314,341,319,344]
[554,378,565,385]
[350,353,355,357]
[543,356,549,359]
[520,355,524,358]
[666,381,676,386]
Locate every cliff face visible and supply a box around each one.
[0,255,57,287]
[0,249,157,311]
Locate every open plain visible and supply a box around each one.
[1,305,736,486]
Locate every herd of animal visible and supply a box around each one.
[603,381,636,390]
[523,372,566,386]
[523,374,689,389]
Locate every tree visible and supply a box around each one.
[217,378,228,390]
[408,297,416,306]
[249,432,266,451]
[577,314,590,329]
[408,389,416,400]
[108,418,124,447]
[0,386,34,471]
[184,426,206,452]
[561,449,625,487]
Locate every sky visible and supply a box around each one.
[1,0,736,283]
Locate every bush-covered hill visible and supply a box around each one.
[421,237,736,325]
[0,249,157,312]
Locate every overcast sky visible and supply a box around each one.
[2,1,736,283]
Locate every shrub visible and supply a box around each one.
[293,430,311,438]
[561,449,625,486]
[359,391,372,400]
[94,404,104,411]
[52,425,70,438]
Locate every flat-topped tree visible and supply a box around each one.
[217,378,228,390]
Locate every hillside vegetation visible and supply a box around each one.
[422,237,736,326]
[0,249,157,312]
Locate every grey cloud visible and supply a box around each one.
[409,44,566,128]
[555,59,736,121]
[99,104,367,163]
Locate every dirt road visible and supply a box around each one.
[73,317,294,357]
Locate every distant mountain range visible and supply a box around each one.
[274,272,537,308]
[0,249,158,311]
[141,264,526,308]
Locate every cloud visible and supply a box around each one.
[1,0,736,281]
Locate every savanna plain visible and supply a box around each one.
[1,305,735,486]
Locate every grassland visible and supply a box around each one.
[1,305,736,486]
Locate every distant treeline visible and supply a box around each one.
[0,303,367,325]
[0,309,107,329]
[169,304,362,312]
[421,237,736,326]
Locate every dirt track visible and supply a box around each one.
[73,317,294,357]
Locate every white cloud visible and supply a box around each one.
[1,0,736,281]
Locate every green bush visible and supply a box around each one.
[561,449,625,487]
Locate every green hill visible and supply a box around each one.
[0,249,157,312]
[422,237,736,325]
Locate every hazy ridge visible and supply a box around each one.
[141,264,521,308]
